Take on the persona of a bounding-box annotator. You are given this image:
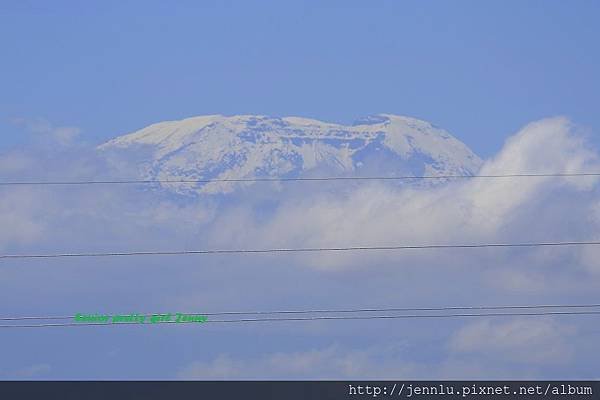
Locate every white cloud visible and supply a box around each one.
[203,117,600,277]
[177,344,417,380]
[449,318,575,365]
[0,188,47,249]
[11,117,81,145]
[0,152,34,174]
[2,364,52,379]
[176,339,560,380]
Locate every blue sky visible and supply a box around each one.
[2,0,599,156]
[2,1,600,380]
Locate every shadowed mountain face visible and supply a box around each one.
[99,114,482,194]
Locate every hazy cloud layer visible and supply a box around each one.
[1,117,599,379]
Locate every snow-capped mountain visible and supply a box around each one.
[99,114,482,194]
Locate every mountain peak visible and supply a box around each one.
[99,114,482,194]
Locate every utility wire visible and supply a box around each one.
[1,310,599,329]
[0,173,599,186]
[2,240,600,260]
[1,303,600,322]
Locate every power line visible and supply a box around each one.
[0,172,599,186]
[1,310,599,329]
[2,240,600,260]
[2,303,600,322]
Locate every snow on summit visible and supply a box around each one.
[99,114,482,194]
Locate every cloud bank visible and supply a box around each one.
[1,116,599,379]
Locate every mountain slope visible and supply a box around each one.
[99,114,482,194]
